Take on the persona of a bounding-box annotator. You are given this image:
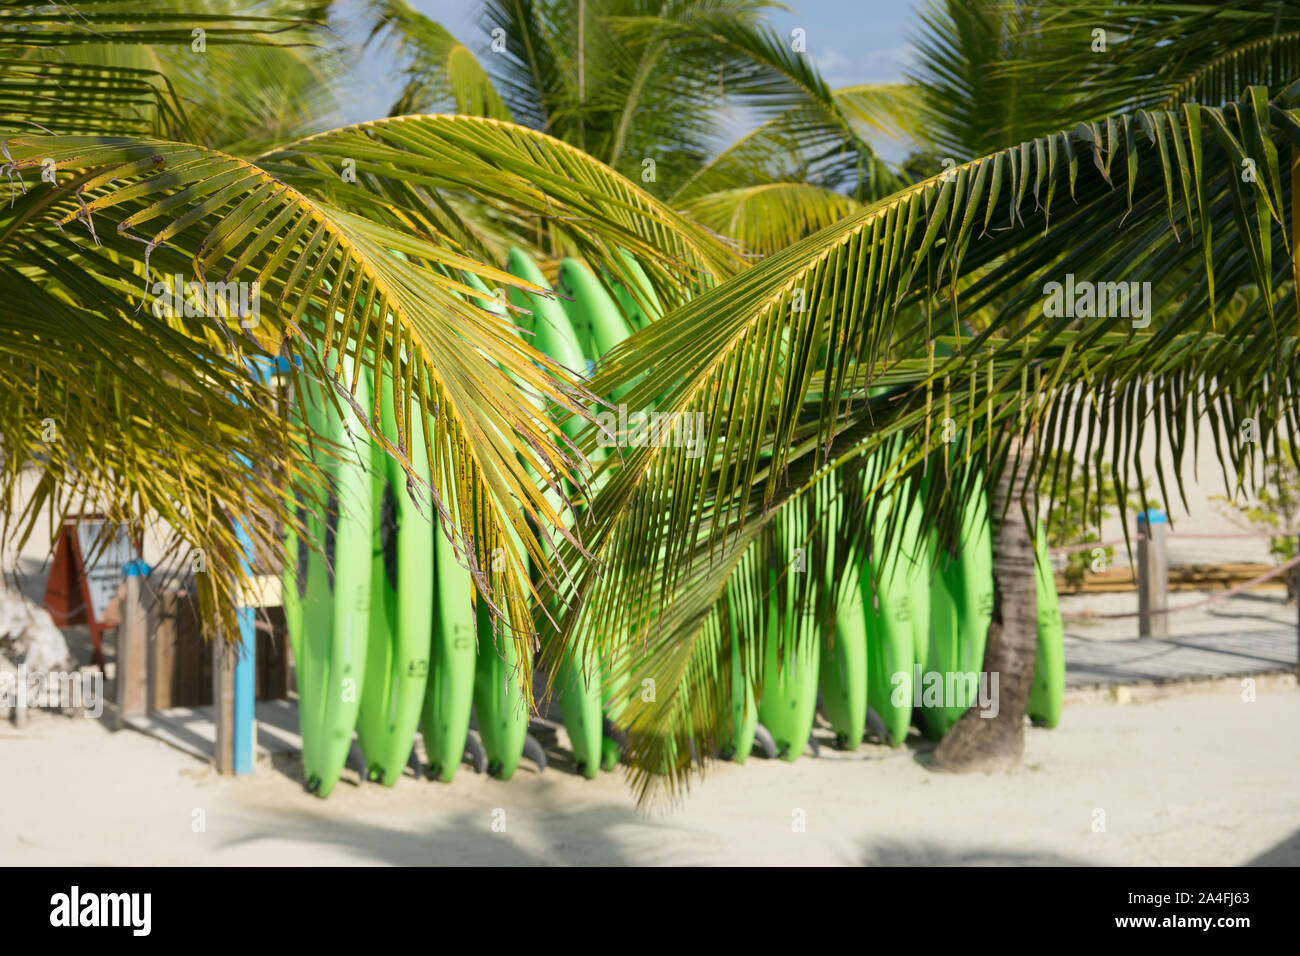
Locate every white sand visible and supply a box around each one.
[4,685,1296,866]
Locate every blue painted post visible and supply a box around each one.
[1136,509,1168,638]
[232,521,256,775]
[228,355,280,775]
[117,559,152,731]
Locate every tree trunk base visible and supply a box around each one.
[926,621,1027,774]
[928,711,1024,773]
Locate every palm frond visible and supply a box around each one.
[258,113,747,307]
[553,88,1299,802]
[0,132,593,671]
[671,84,915,205]
[986,1,1300,132]
[679,181,860,257]
[0,0,327,142]
[365,0,510,119]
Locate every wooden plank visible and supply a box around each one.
[1056,563,1288,594]
[149,591,176,712]
[196,601,213,707]
[237,573,281,609]
[265,606,288,699]
[113,575,149,729]
[177,594,200,707]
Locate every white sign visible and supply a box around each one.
[74,522,132,620]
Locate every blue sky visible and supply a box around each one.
[332,1,921,158]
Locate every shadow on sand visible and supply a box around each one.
[214,781,694,866]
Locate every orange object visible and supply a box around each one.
[43,516,142,669]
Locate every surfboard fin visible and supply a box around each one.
[807,732,820,758]
[865,706,890,742]
[753,722,779,759]
[464,729,488,774]
[601,715,628,747]
[601,735,622,771]
[522,733,547,773]
[407,746,423,779]
[346,740,368,779]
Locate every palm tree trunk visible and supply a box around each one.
[929,431,1038,772]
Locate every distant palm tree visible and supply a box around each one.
[367,0,918,252]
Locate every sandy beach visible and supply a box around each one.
[4,682,1296,867]
[4,411,1298,866]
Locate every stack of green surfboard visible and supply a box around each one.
[282,252,1067,796]
[284,356,375,798]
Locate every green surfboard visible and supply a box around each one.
[357,374,434,785]
[757,506,822,761]
[819,582,869,750]
[552,258,636,776]
[608,250,662,332]
[468,255,552,779]
[422,517,479,781]
[861,450,918,747]
[719,587,761,762]
[419,275,496,783]
[519,258,603,778]
[924,476,994,738]
[1028,523,1065,728]
[473,598,531,778]
[558,256,639,389]
[816,477,869,750]
[292,357,373,797]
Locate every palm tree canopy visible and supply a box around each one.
[4,0,1299,806]
[543,0,1300,800]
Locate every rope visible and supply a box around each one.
[1164,529,1300,540]
[1051,537,1141,554]
[1048,527,1300,554]
[1061,553,1300,620]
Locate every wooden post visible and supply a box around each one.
[1137,510,1169,638]
[114,567,149,729]
[213,638,235,773]
[149,590,177,712]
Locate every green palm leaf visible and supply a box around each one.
[366,0,511,119]
[680,181,861,258]
[552,88,1298,802]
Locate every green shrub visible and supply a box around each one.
[1212,441,1300,601]
[1042,452,1147,588]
